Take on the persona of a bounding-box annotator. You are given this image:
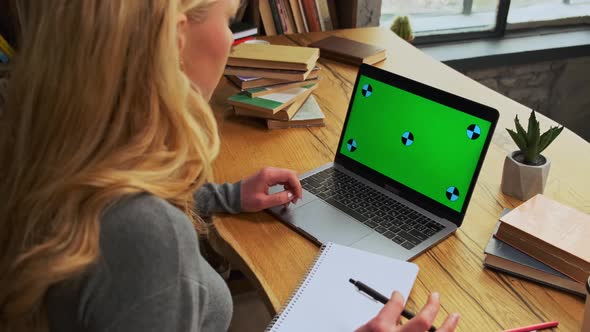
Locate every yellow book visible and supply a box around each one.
[227,43,319,71]
[0,34,15,58]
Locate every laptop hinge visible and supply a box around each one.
[384,184,401,196]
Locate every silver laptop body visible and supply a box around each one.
[268,64,499,261]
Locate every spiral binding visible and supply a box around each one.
[264,242,333,332]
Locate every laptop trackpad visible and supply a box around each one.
[288,199,372,245]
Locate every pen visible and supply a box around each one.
[501,321,559,332]
[349,278,437,332]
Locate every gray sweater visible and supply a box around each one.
[46,182,242,332]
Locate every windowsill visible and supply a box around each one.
[418,26,590,71]
[380,12,497,36]
[380,3,590,37]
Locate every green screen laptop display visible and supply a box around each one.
[339,75,492,213]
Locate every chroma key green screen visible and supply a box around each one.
[339,75,492,212]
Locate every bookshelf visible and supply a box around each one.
[243,0,359,36]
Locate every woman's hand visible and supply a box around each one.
[356,292,460,332]
[240,167,303,212]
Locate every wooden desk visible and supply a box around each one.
[210,27,589,331]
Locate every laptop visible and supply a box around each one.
[269,64,499,261]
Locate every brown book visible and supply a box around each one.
[267,95,325,129]
[495,194,590,284]
[327,0,339,29]
[259,0,278,36]
[301,0,321,32]
[234,87,314,121]
[309,36,386,65]
[484,216,585,297]
[227,43,319,71]
[225,65,314,81]
[296,0,310,32]
[277,0,296,34]
[226,67,321,90]
[288,0,306,33]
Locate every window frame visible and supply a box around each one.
[401,0,589,45]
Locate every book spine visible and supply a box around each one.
[327,0,339,29]
[281,0,298,34]
[316,0,333,31]
[269,0,284,35]
[264,243,332,332]
[288,0,305,33]
[319,49,363,66]
[275,0,292,34]
[301,0,322,32]
[224,67,308,81]
[297,0,310,32]
[267,120,325,129]
[496,224,590,284]
[259,0,278,36]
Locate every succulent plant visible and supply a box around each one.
[506,110,564,166]
[390,16,414,42]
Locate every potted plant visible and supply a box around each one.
[501,110,564,201]
[390,16,414,43]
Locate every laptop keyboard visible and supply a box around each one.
[300,168,445,250]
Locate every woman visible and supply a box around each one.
[0,0,460,331]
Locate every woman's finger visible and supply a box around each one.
[435,313,460,332]
[399,293,440,332]
[261,168,302,199]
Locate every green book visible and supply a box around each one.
[227,83,317,114]
[244,78,319,98]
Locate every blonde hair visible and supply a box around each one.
[0,0,220,330]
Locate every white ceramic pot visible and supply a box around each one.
[500,151,551,201]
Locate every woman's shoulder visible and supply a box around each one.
[101,194,200,271]
[46,194,227,331]
[103,193,195,239]
[74,194,203,313]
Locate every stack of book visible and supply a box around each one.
[259,0,338,36]
[226,43,325,129]
[230,21,258,45]
[484,195,589,297]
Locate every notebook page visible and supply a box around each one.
[267,242,419,331]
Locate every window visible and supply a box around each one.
[508,0,590,29]
[380,0,590,43]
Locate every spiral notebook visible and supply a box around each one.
[265,242,419,331]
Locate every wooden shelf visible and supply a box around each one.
[245,0,357,36]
